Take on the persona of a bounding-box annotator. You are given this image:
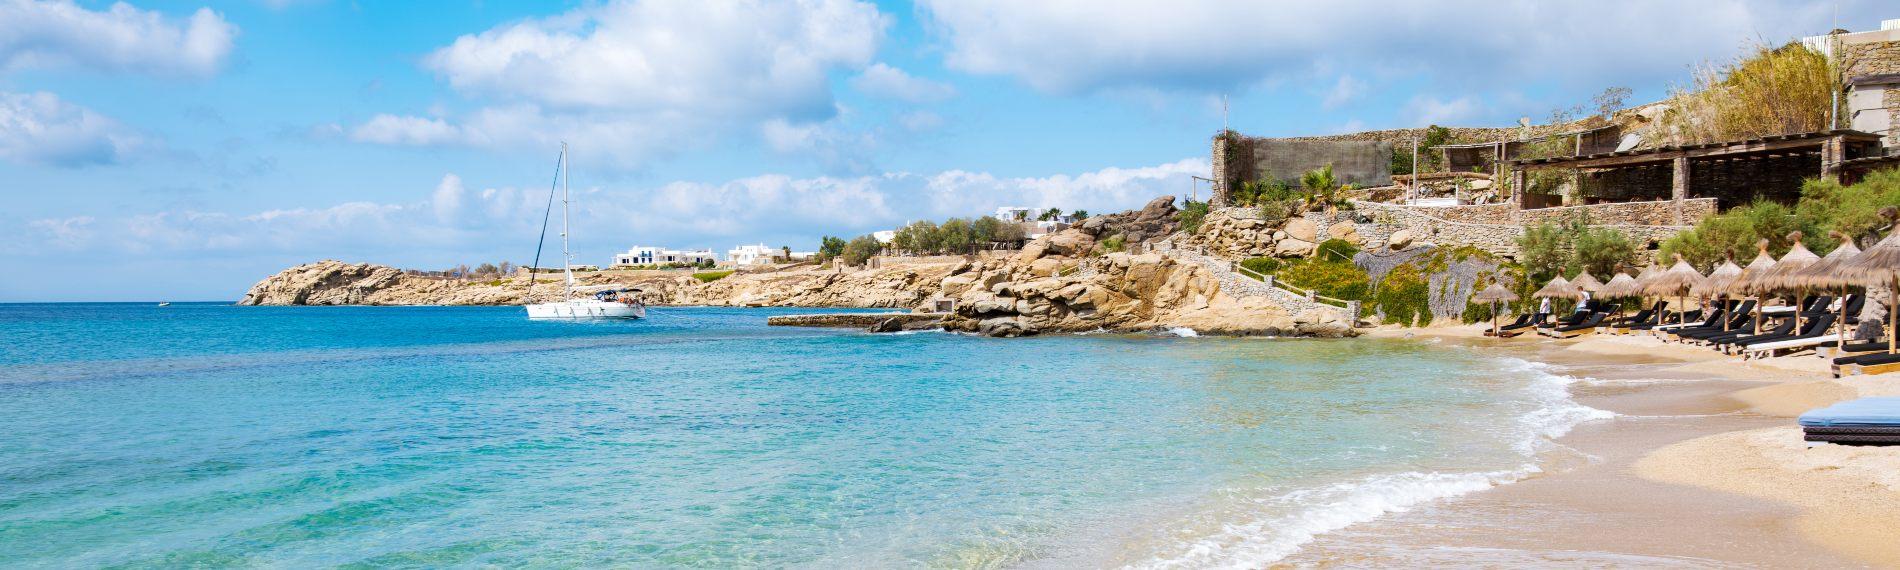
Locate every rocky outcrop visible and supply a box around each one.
[238,260,956,309]
[239,196,1355,338]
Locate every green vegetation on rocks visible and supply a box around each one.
[692,270,734,283]
[1178,200,1211,234]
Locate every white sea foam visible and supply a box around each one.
[1165,327,1199,338]
[1126,355,1614,569]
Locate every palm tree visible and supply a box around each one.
[1300,165,1340,213]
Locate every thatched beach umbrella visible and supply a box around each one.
[1570,271,1604,293]
[1787,231,1865,341]
[1693,253,1745,330]
[1836,208,1900,355]
[1747,232,1821,332]
[1645,254,1707,326]
[1599,271,1643,298]
[1732,239,1780,333]
[1533,275,1578,299]
[1473,283,1521,336]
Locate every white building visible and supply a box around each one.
[613,245,717,268]
[728,244,778,267]
[993,206,1074,224]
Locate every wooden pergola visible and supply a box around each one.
[1509,130,1884,224]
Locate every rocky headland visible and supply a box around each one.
[239,196,1355,337]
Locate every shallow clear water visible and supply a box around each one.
[0,304,1602,568]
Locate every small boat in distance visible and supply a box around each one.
[524,143,645,320]
[157,302,171,307]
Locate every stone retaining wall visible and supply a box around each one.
[1384,198,1716,227]
[1347,202,1695,258]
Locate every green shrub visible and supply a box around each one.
[1258,199,1301,228]
[1275,259,1372,303]
[1795,169,1900,248]
[1516,214,1638,283]
[841,235,883,266]
[692,270,734,283]
[1178,200,1210,234]
[1658,201,1805,271]
[1313,238,1360,262]
[1374,264,1432,327]
[1100,234,1126,253]
[1239,257,1281,275]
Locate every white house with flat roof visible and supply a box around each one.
[728,244,776,267]
[613,245,717,268]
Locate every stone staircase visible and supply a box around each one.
[1150,239,1358,320]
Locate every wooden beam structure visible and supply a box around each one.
[1510,130,1880,171]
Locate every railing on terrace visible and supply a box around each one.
[1231,262,1361,320]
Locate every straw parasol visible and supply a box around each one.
[1570,271,1604,293]
[1730,239,1780,333]
[1598,271,1643,298]
[1787,231,1864,341]
[1836,208,1900,355]
[1473,283,1521,336]
[1645,254,1707,326]
[1533,275,1578,299]
[1691,252,1743,330]
[1746,232,1821,332]
[1691,251,1743,298]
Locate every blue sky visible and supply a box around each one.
[0,0,1890,301]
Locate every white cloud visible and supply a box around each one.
[350,114,463,146]
[354,0,888,168]
[349,104,685,165]
[423,0,883,117]
[18,158,1210,267]
[1321,75,1366,109]
[0,0,236,77]
[850,63,956,103]
[896,110,944,132]
[0,91,142,167]
[918,0,1853,95]
[1403,95,1480,125]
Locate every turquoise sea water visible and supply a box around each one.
[0,304,1604,568]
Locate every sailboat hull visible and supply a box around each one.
[525,299,645,319]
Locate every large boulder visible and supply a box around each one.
[1388,229,1414,250]
[1044,230,1094,256]
[978,317,1028,337]
[939,275,977,296]
[1327,223,1360,242]
[1274,238,1316,257]
[1293,308,1355,337]
[1284,218,1319,242]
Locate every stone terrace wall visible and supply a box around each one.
[1347,201,1700,258]
[1395,198,1718,227]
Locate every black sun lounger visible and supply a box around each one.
[1705,315,1798,347]
[1544,312,1607,338]
[1725,313,1836,354]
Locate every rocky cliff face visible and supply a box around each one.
[238,260,955,309]
[238,196,1353,337]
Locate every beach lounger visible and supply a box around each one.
[1703,316,1797,348]
[1485,313,1534,336]
[1496,313,1548,338]
[1606,302,1663,334]
[1799,397,1900,445]
[1733,314,1838,358]
[1668,302,1757,341]
[1542,312,1607,338]
[1836,351,1900,377]
[1632,309,1700,332]
[1820,337,1891,359]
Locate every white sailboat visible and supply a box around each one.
[525,143,645,320]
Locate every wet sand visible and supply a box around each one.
[1278,327,1900,567]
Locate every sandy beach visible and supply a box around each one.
[1279,325,1900,567]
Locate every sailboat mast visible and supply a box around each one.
[560,142,573,300]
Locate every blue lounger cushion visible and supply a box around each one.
[1799,397,1900,427]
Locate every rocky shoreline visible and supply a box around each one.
[237,197,1354,338]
